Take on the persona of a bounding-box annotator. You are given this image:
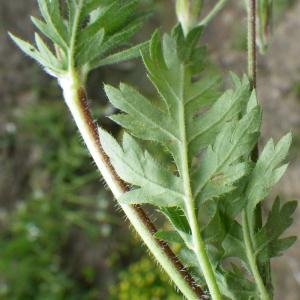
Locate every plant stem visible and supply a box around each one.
[246,0,272,296]
[247,0,260,237]
[199,0,229,26]
[179,67,222,300]
[184,197,222,300]
[58,72,205,300]
[242,212,271,300]
[247,0,257,89]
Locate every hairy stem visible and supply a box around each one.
[199,0,229,26]
[58,71,205,300]
[179,67,222,300]
[242,212,271,300]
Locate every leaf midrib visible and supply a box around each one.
[121,91,181,143]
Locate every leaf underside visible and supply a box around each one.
[100,26,296,298]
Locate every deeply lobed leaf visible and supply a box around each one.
[99,129,184,207]
[105,28,255,210]
[255,197,297,262]
[246,133,292,217]
[102,28,297,297]
[10,0,148,77]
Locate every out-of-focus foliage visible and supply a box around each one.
[0,100,112,299]
[0,98,179,299]
[257,0,297,53]
[0,197,100,300]
[274,0,296,15]
[109,257,182,300]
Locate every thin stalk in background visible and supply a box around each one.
[244,1,271,299]
[247,0,257,89]
[58,71,206,300]
[199,0,229,26]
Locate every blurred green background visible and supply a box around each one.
[0,1,299,299]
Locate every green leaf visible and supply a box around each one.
[222,222,248,267]
[76,2,115,47]
[246,133,292,216]
[106,83,178,147]
[82,0,113,18]
[99,128,184,207]
[31,16,68,53]
[104,31,269,290]
[84,0,140,36]
[179,247,200,270]
[154,230,184,244]
[187,76,251,159]
[9,33,62,76]
[12,0,146,76]
[34,33,61,68]
[75,28,105,67]
[89,18,145,70]
[94,41,149,67]
[218,269,258,300]
[202,211,227,244]
[197,163,251,205]
[219,183,248,219]
[255,197,297,262]
[192,107,260,205]
[120,188,181,207]
[107,31,251,170]
[37,0,68,48]
[9,33,46,65]
[160,207,192,248]
[172,25,204,61]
